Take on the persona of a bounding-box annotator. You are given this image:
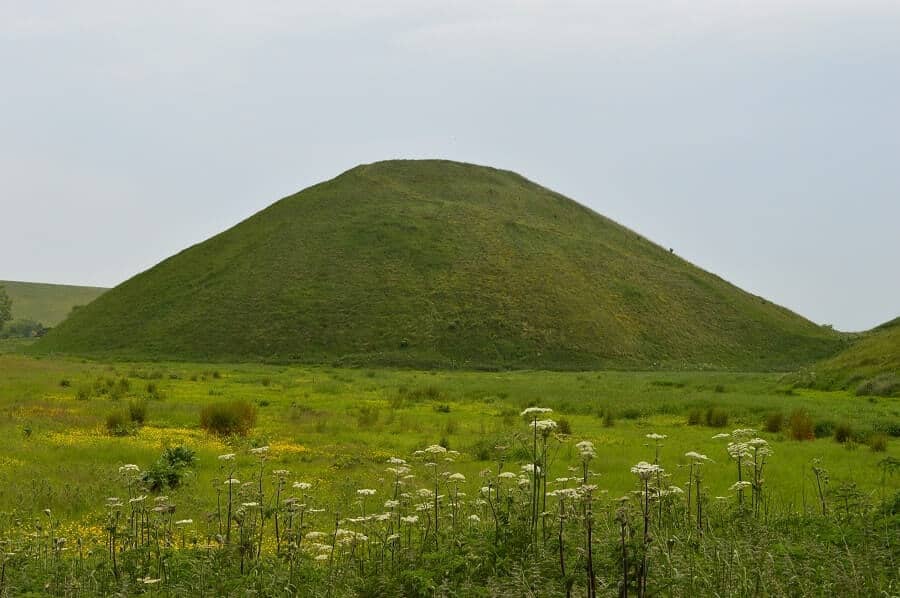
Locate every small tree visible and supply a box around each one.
[0,285,12,327]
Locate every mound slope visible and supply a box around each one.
[35,160,842,369]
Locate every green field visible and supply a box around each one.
[0,352,896,595]
[34,160,844,370]
[0,280,107,327]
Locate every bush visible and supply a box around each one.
[433,404,451,413]
[557,418,572,435]
[75,386,92,401]
[855,374,900,397]
[705,407,729,428]
[356,405,379,428]
[200,400,257,436]
[764,411,784,433]
[128,399,148,425]
[603,411,616,428]
[814,420,834,439]
[833,422,853,443]
[789,409,814,440]
[868,433,888,452]
[686,409,703,426]
[146,382,163,400]
[622,408,641,420]
[141,446,197,491]
[105,411,130,436]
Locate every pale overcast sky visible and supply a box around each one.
[1,1,898,331]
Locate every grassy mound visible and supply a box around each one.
[795,317,900,396]
[0,280,107,326]
[34,160,842,369]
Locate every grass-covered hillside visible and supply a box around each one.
[0,280,107,326]
[796,317,900,396]
[35,160,843,369]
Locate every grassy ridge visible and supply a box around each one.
[0,280,107,326]
[35,160,843,369]
[799,317,900,395]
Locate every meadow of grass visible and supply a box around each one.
[0,354,897,595]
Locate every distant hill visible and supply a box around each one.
[795,317,900,396]
[0,280,107,326]
[35,160,844,369]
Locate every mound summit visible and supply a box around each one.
[36,160,843,369]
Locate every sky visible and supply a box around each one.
[1,1,898,332]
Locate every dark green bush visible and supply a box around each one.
[128,399,148,425]
[105,411,130,436]
[141,446,197,491]
[200,400,257,436]
[705,407,729,428]
[814,420,835,439]
[764,411,784,433]
[855,374,900,397]
[833,422,853,443]
[603,411,616,427]
[686,409,703,426]
[868,433,888,452]
[557,418,572,435]
[622,408,641,420]
[356,405,379,428]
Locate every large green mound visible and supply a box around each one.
[1,280,108,327]
[797,317,899,396]
[34,160,843,369]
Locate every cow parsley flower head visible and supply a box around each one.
[424,445,447,455]
[293,481,312,490]
[217,453,235,461]
[684,451,709,462]
[631,461,661,481]
[646,433,667,441]
[521,407,553,417]
[576,440,596,461]
[356,489,376,497]
[249,446,269,455]
[448,473,466,482]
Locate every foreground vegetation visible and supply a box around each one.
[0,354,897,595]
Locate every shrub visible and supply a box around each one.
[855,374,900,397]
[814,420,834,439]
[59,379,71,388]
[764,411,784,433]
[557,418,572,435]
[356,405,380,428]
[141,446,197,491]
[622,408,641,420]
[705,407,729,428]
[105,411,130,436]
[788,409,814,440]
[686,409,703,426]
[868,433,888,452]
[200,400,257,436]
[833,422,853,443]
[433,404,451,413]
[128,399,148,425]
[75,386,92,401]
[146,382,163,400]
[603,411,616,428]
